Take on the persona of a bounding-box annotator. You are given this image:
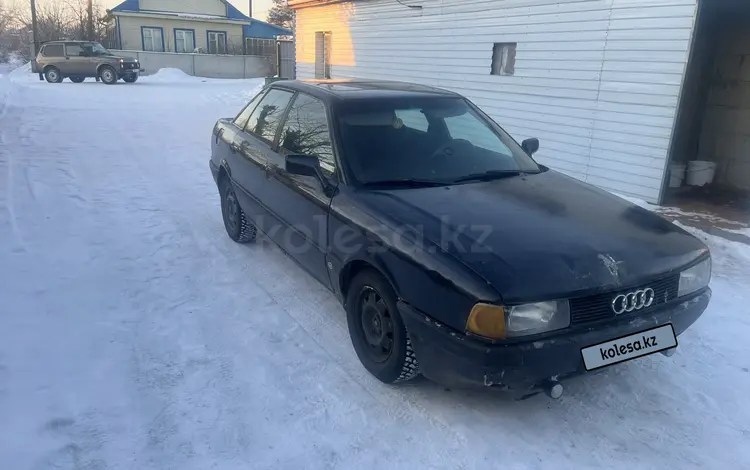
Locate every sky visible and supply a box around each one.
[98,0,273,21]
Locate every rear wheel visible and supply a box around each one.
[346,269,420,384]
[69,77,85,83]
[99,66,118,85]
[44,67,63,83]
[220,178,256,243]
[122,75,138,83]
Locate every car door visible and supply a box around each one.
[223,88,295,229]
[63,43,89,76]
[262,92,338,288]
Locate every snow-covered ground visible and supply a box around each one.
[1,65,749,470]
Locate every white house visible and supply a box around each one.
[290,0,750,206]
[109,0,255,54]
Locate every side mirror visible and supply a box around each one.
[285,154,336,195]
[286,154,320,177]
[522,137,539,156]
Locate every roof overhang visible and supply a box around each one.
[288,0,348,10]
[109,10,251,25]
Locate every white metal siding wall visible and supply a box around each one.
[295,0,699,203]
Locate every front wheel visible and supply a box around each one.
[122,75,138,83]
[346,270,420,384]
[99,66,118,85]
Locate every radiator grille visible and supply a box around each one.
[570,274,680,325]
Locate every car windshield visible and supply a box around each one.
[82,42,112,55]
[335,97,540,185]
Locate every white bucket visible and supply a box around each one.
[668,163,686,188]
[686,160,716,186]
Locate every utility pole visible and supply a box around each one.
[87,0,94,40]
[248,0,252,18]
[30,0,39,55]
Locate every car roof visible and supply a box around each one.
[270,79,461,102]
[43,40,96,44]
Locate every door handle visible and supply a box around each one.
[230,142,239,154]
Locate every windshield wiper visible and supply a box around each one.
[452,170,527,183]
[361,178,451,188]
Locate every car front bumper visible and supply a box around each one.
[398,288,711,392]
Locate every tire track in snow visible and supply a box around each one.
[0,75,27,252]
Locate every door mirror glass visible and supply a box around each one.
[522,137,539,156]
[286,154,321,177]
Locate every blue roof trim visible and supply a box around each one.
[110,0,139,12]
[225,1,251,21]
[110,0,251,22]
[243,20,292,39]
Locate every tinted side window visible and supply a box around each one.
[233,90,266,130]
[65,44,85,56]
[42,45,64,57]
[245,89,294,143]
[279,94,335,173]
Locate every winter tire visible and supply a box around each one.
[69,77,85,83]
[123,75,138,83]
[346,269,420,384]
[44,67,63,83]
[99,66,118,85]
[220,178,256,243]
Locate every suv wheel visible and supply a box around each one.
[220,178,256,243]
[44,67,63,83]
[346,269,420,384]
[99,66,118,85]
[69,77,85,83]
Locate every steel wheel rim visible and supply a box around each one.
[357,286,394,363]
[48,70,58,81]
[102,70,113,82]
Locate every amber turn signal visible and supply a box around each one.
[465,303,507,340]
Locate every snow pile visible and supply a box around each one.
[143,67,201,83]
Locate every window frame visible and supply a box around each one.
[63,42,85,57]
[277,91,338,177]
[233,89,269,130]
[141,26,165,52]
[174,28,196,53]
[491,42,516,76]
[207,30,228,55]
[41,44,64,57]
[244,88,296,146]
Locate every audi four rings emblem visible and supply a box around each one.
[611,288,655,314]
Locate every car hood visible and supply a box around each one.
[356,170,708,303]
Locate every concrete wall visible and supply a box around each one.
[140,0,226,16]
[294,0,700,203]
[110,50,274,78]
[697,27,750,191]
[117,14,245,54]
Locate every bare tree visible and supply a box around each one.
[267,0,293,29]
[8,0,110,44]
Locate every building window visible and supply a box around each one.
[315,31,331,79]
[174,29,196,53]
[491,43,516,76]
[142,27,164,52]
[208,31,228,54]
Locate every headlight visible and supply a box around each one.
[678,257,711,297]
[466,300,570,340]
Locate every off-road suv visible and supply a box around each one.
[31,40,143,85]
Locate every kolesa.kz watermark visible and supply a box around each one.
[580,324,678,371]
[599,334,658,361]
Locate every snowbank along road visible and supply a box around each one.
[0,66,748,470]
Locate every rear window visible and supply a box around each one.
[42,44,64,57]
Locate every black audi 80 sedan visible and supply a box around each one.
[209,79,712,398]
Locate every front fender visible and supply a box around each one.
[328,190,501,331]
